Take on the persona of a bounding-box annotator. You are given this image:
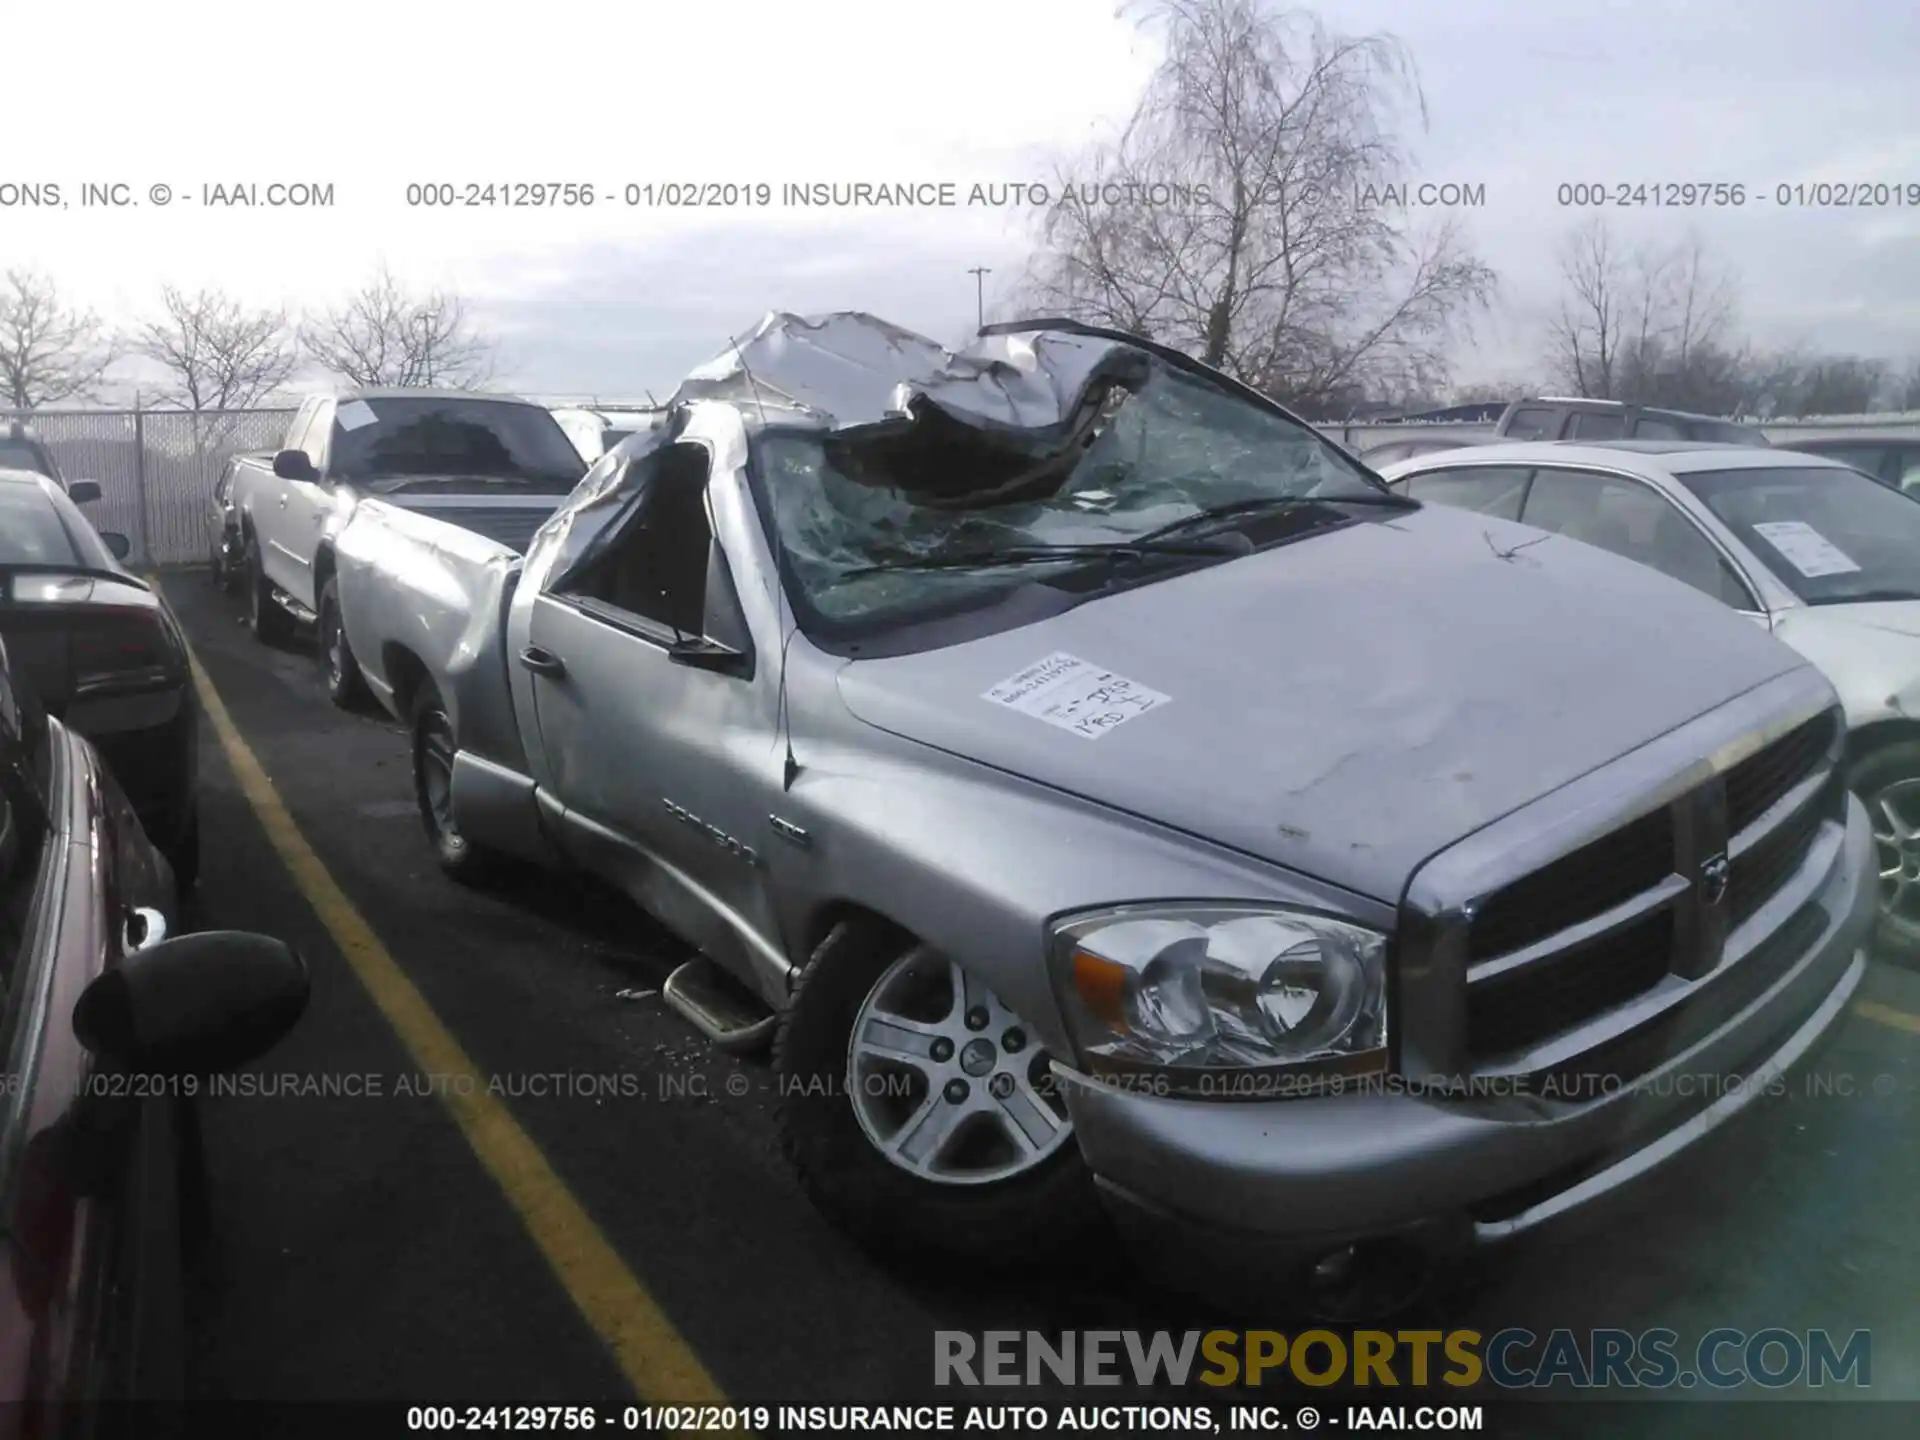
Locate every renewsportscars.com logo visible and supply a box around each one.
[935,1327,1872,1390]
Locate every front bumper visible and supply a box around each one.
[1060,796,1876,1300]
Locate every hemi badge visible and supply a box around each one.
[769,815,810,848]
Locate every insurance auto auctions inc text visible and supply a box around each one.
[936,1326,1871,1391]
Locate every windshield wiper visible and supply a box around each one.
[839,537,1248,580]
[1134,490,1417,545]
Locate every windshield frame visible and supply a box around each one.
[738,345,1401,657]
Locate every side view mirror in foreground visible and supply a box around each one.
[272,449,320,482]
[73,930,310,1076]
[99,532,132,561]
[67,480,102,504]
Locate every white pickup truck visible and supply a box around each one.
[226,388,587,703]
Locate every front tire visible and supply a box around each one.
[317,577,370,710]
[774,923,1095,1269]
[244,536,293,646]
[1852,739,1920,968]
[409,678,499,886]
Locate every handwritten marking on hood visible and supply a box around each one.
[983,651,1171,740]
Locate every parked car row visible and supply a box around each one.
[0,457,310,1421]
[219,311,1877,1318]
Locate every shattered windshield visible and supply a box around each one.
[751,360,1388,629]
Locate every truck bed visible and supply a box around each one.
[331,497,563,773]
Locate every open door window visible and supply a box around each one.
[552,442,755,678]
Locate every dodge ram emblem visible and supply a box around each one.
[1698,852,1730,907]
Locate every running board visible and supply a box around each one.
[273,589,318,625]
[661,956,777,1053]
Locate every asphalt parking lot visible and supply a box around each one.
[159,567,1920,1433]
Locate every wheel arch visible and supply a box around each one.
[1846,718,1920,770]
[794,900,916,982]
[382,643,431,723]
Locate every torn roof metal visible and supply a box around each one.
[528,311,1160,592]
[666,310,1149,436]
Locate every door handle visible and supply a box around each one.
[519,646,566,679]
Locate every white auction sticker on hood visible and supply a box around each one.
[336,400,380,431]
[983,652,1171,739]
[1751,521,1862,578]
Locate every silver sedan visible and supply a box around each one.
[1378,438,1920,964]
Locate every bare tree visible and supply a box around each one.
[1019,0,1496,417]
[136,286,299,411]
[1544,217,1629,400]
[1448,378,1541,405]
[1545,218,1750,412]
[135,286,303,487]
[0,270,118,408]
[302,265,496,388]
[1894,359,1920,413]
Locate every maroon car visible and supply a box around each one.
[0,468,201,892]
[0,635,307,1435]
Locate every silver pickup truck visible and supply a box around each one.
[336,311,1875,1313]
[226,388,586,703]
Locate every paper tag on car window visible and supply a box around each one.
[983,652,1171,740]
[336,400,379,431]
[1751,521,1862,578]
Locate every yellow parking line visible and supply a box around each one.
[1855,1000,1920,1037]
[188,650,735,1418]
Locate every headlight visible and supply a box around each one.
[1049,904,1388,1090]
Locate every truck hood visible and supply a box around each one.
[365,483,574,506]
[833,504,1811,902]
[359,493,567,556]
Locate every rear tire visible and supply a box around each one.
[773,922,1097,1271]
[244,535,293,646]
[317,577,370,710]
[1851,739,1920,968]
[409,678,500,886]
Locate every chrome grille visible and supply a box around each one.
[1464,911,1674,1057]
[1724,711,1838,832]
[1727,772,1844,929]
[1455,703,1845,1071]
[1466,808,1674,961]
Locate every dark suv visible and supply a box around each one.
[1497,397,1768,445]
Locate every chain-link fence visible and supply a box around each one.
[3,407,296,566]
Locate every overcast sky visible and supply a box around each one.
[6,0,1917,400]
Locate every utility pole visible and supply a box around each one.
[967,267,991,330]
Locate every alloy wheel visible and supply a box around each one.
[845,946,1072,1186]
[1870,777,1920,925]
